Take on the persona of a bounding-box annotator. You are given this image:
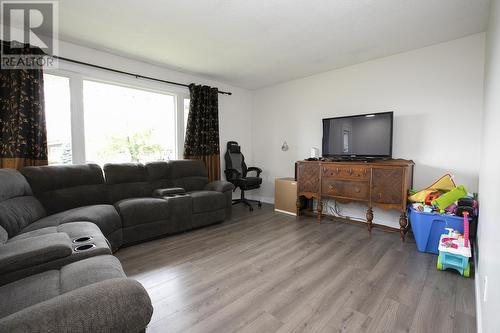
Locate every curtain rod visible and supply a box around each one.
[51,55,232,95]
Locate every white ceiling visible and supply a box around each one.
[50,0,491,88]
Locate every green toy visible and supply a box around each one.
[432,185,467,212]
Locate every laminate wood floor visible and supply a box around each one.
[115,204,476,333]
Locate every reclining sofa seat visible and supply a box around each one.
[168,159,234,227]
[0,169,111,286]
[20,164,123,250]
[0,255,153,332]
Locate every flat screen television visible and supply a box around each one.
[322,111,393,159]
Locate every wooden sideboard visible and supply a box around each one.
[296,159,414,240]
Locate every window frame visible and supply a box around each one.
[44,64,190,164]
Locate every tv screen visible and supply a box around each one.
[322,112,393,158]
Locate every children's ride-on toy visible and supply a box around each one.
[437,246,471,277]
[436,212,471,277]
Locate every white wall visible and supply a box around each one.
[252,34,485,227]
[53,39,254,174]
[477,1,500,332]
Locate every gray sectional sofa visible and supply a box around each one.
[0,159,234,332]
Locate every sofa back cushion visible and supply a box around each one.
[0,226,7,245]
[0,169,46,238]
[168,160,209,191]
[145,162,174,191]
[21,164,108,215]
[104,163,152,202]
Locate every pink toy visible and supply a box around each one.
[463,211,470,248]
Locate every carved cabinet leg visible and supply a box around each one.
[317,200,323,224]
[296,197,302,216]
[366,207,373,231]
[399,211,408,241]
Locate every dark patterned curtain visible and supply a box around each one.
[0,40,47,169]
[184,84,220,181]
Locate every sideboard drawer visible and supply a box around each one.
[322,179,369,200]
[321,165,370,180]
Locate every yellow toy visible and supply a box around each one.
[408,174,456,203]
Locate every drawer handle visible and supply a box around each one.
[349,168,353,175]
[336,168,340,173]
[378,193,382,199]
[329,185,334,190]
[355,187,360,193]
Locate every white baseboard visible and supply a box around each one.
[244,194,274,204]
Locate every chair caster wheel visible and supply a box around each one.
[258,202,262,207]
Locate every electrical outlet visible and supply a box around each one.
[484,276,488,303]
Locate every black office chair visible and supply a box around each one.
[224,141,263,211]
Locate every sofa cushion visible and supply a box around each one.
[115,198,170,227]
[21,164,108,214]
[0,255,125,319]
[103,163,148,184]
[189,191,226,213]
[169,160,209,191]
[0,169,32,202]
[0,233,73,275]
[0,227,7,245]
[108,182,153,203]
[146,161,173,190]
[0,278,152,333]
[59,255,125,293]
[0,222,112,286]
[104,163,153,202]
[0,270,60,318]
[0,196,46,238]
[19,205,122,250]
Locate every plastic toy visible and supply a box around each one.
[425,191,443,206]
[431,185,467,212]
[436,233,471,277]
[463,211,470,248]
[408,173,456,203]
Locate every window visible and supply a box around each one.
[43,70,185,166]
[44,74,72,165]
[83,80,176,165]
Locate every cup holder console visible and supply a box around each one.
[164,193,188,198]
[72,236,94,243]
[74,243,96,252]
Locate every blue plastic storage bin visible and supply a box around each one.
[408,207,466,255]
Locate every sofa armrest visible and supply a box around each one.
[204,180,235,193]
[0,233,72,275]
[152,187,186,197]
[0,278,153,333]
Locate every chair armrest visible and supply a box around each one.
[224,168,241,180]
[0,233,72,275]
[152,187,186,197]
[204,180,235,193]
[0,278,153,333]
[247,167,262,177]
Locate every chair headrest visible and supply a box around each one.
[227,141,241,154]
